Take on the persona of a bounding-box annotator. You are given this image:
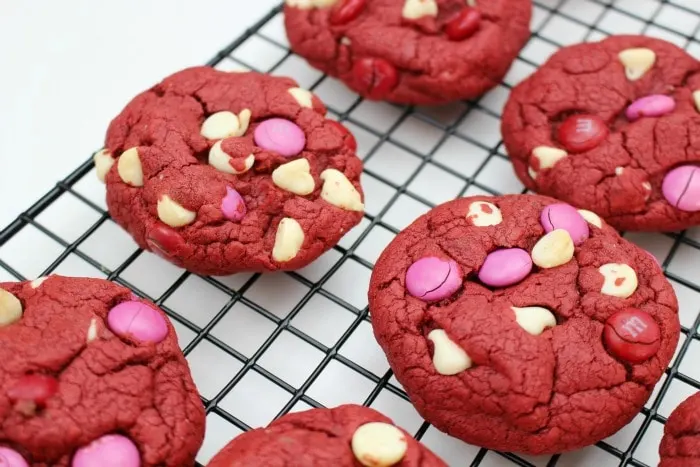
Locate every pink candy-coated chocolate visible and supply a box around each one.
[253,118,306,157]
[72,434,140,467]
[540,203,589,246]
[0,448,28,467]
[478,248,532,287]
[662,165,700,212]
[221,187,246,222]
[107,301,168,345]
[405,256,462,302]
[626,95,675,122]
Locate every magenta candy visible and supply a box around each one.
[662,165,700,212]
[405,256,462,302]
[253,118,306,157]
[221,187,246,222]
[540,203,590,246]
[626,95,675,122]
[72,434,140,467]
[107,301,168,345]
[0,448,28,467]
[478,248,532,287]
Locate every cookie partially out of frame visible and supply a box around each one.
[660,392,700,467]
[95,66,364,275]
[369,194,680,454]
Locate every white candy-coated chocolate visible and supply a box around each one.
[272,218,304,262]
[351,422,408,467]
[467,201,502,227]
[201,111,241,140]
[532,146,567,171]
[599,263,638,298]
[0,289,22,327]
[402,0,438,20]
[272,158,315,195]
[285,0,338,8]
[578,209,602,228]
[427,329,472,375]
[209,141,255,175]
[693,91,700,113]
[157,195,197,228]
[93,149,114,182]
[30,277,47,289]
[117,147,144,187]
[618,48,656,82]
[320,169,364,211]
[531,229,574,269]
[511,306,556,336]
[288,87,314,108]
[87,318,99,343]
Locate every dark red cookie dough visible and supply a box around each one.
[284,0,532,105]
[368,194,680,454]
[207,404,446,466]
[660,392,700,467]
[0,276,205,466]
[96,66,364,276]
[502,35,700,232]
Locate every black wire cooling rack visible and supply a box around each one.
[3,1,700,465]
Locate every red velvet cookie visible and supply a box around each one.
[368,194,680,454]
[284,0,532,105]
[502,35,700,232]
[207,404,446,466]
[95,67,364,275]
[0,276,205,466]
[660,392,700,467]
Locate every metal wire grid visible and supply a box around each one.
[2,0,700,465]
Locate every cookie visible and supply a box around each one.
[284,0,532,105]
[207,404,446,466]
[660,392,700,466]
[501,35,700,232]
[368,194,680,454]
[0,276,205,466]
[96,67,364,276]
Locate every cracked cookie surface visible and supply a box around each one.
[207,404,446,466]
[502,35,700,232]
[660,392,700,467]
[97,66,364,275]
[368,194,680,454]
[284,0,531,105]
[0,276,205,466]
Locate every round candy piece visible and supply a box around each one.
[330,0,366,25]
[253,118,306,158]
[626,94,675,121]
[107,301,168,345]
[478,248,532,288]
[221,187,246,222]
[72,434,141,467]
[0,448,28,467]
[445,8,481,41]
[556,114,608,153]
[7,374,58,408]
[405,257,462,302]
[540,203,590,245]
[662,165,700,212]
[351,58,399,100]
[146,223,185,259]
[603,308,661,364]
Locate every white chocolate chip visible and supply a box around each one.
[272,159,315,195]
[30,277,47,289]
[532,146,568,171]
[209,141,255,175]
[642,182,651,190]
[427,329,472,375]
[0,289,22,327]
[402,0,438,20]
[467,201,502,227]
[693,90,700,113]
[320,169,364,212]
[528,166,538,180]
[618,48,656,82]
[578,209,602,228]
[340,37,352,45]
[272,218,304,262]
[157,195,197,228]
[466,0,477,5]
[351,422,407,467]
[117,147,144,187]
[511,306,556,336]
[531,229,574,269]
[285,0,338,8]
[201,111,242,140]
[599,263,638,298]
[288,88,314,109]
[93,149,114,182]
[87,318,98,343]
[615,167,624,176]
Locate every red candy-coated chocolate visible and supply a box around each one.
[445,8,481,41]
[330,0,366,25]
[351,58,399,100]
[327,120,357,152]
[556,114,609,153]
[146,223,185,259]
[603,308,661,364]
[7,374,58,407]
